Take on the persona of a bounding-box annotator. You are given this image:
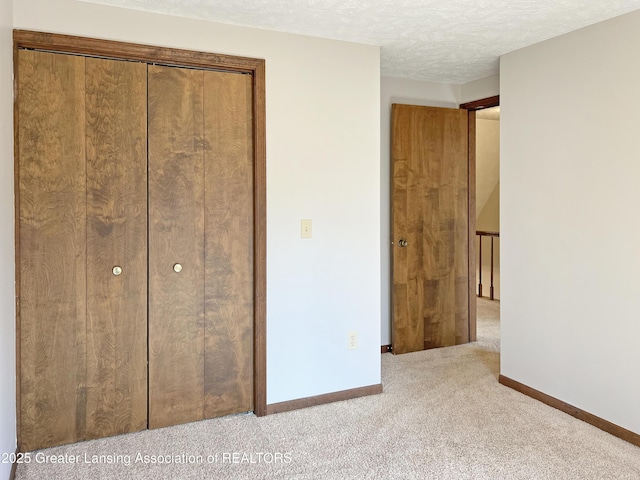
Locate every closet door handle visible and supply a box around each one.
[173,263,183,273]
[112,266,123,276]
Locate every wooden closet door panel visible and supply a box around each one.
[85,58,148,439]
[148,65,206,428]
[18,50,87,451]
[203,71,254,417]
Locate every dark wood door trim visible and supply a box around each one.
[252,60,267,417]
[13,30,262,73]
[13,30,268,438]
[267,384,383,415]
[466,110,477,342]
[499,375,640,448]
[459,95,500,111]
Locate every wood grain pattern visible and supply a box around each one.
[16,31,268,435]
[251,62,267,417]
[148,65,206,429]
[391,104,470,354]
[85,58,148,440]
[203,71,254,418]
[18,50,87,451]
[467,110,477,342]
[13,35,23,449]
[14,30,264,74]
[391,105,424,353]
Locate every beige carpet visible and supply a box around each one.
[16,299,640,479]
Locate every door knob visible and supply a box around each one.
[173,263,183,273]
[398,239,408,247]
[112,266,123,276]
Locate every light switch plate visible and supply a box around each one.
[347,331,358,350]
[301,219,312,239]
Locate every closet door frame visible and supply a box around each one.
[13,31,268,444]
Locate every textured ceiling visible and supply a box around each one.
[85,0,640,83]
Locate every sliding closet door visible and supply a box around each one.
[18,51,148,451]
[203,71,254,417]
[84,58,148,440]
[148,65,206,428]
[148,65,254,428]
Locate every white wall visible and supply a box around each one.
[461,74,500,105]
[14,0,381,405]
[501,10,640,434]
[0,0,15,475]
[380,76,459,345]
[476,118,500,215]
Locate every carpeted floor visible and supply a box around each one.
[16,299,640,479]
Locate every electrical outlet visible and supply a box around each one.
[347,331,358,350]
[301,219,312,239]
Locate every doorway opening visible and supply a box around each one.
[460,96,500,352]
[386,96,500,355]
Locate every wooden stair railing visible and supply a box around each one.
[477,231,499,300]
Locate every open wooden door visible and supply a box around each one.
[391,104,475,355]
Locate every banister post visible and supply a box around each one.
[478,234,483,298]
[490,236,495,301]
